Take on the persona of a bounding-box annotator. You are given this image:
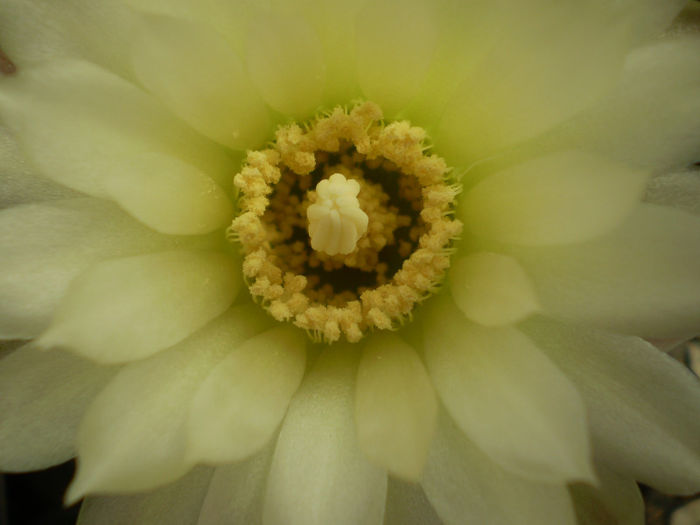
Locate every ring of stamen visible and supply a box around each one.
[228,101,462,343]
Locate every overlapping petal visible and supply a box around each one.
[0,345,116,471]
[187,325,306,464]
[0,198,193,339]
[355,0,438,117]
[508,204,700,339]
[523,317,700,494]
[422,413,578,525]
[0,59,234,233]
[355,333,437,480]
[246,12,325,118]
[263,348,387,525]
[132,14,270,150]
[66,307,270,501]
[423,297,594,484]
[77,467,214,525]
[460,151,649,245]
[38,250,241,363]
[449,251,539,326]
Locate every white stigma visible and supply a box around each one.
[307,173,369,256]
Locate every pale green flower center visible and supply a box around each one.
[228,102,462,343]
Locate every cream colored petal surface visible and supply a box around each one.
[263,348,387,525]
[461,151,649,245]
[384,479,441,525]
[0,0,137,79]
[436,1,632,163]
[645,170,700,216]
[38,251,240,364]
[0,59,234,230]
[355,0,438,117]
[423,297,594,484]
[507,204,700,339]
[77,467,213,525]
[422,413,578,525]
[569,464,644,525]
[196,446,273,525]
[554,36,700,172]
[132,14,270,150]
[450,252,539,326]
[0,198,196,339]
[246,12,325,118]
[0,345,116,471]
[187,325,306,464]
[66,307,270,501]
[523,317,700,495]
[355,333,437,481]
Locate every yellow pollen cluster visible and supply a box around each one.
[228,102,462,343]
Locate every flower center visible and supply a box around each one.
[228,102,462,343]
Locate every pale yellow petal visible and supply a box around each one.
[66,307,269,501]
[246,12,325,118]
[355,0,438,117]
[0,58,233,197]
[196,447,272,525]
[0,198,194,339]
[132,14,270,150]
[263,348,387,525]
[38,251,240,363]
[423,297,594,484]
[523,317,700,495]
[449,252,539,326]
[461,151,649,245]
[0,345,115,471]
[77,467,213,525]
[355,333,437,481]
[507,204,700,339]
[422,412,578,525]
[187,325,306,464]
[569,464,644,525]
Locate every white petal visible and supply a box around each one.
[66,306,270,501]
[0,0,138,79]
[355,0,438,117]
[355,333,437,481]
[644,170,700,216]
[0,345,115,471]
[263,348,387,525]
[423,297,594,483]
[436,2,633,163]
[449,252,540,326]
[77,467,213,525]
[0,59,234,217]
[246,12,325,118]
[569,464,644,525]
[196,446,273,525]
[522,317,700,495]
[132,14,270,150]
[461,151,649,245]
[422,413,578,525]
[384,479,441,525]
[0,198,194,339]
[187,325,306,464]
[556,35,700,172]
[508,204,700,339]
[38,250,240,363]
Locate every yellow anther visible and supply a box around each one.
[307,173,369,256]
